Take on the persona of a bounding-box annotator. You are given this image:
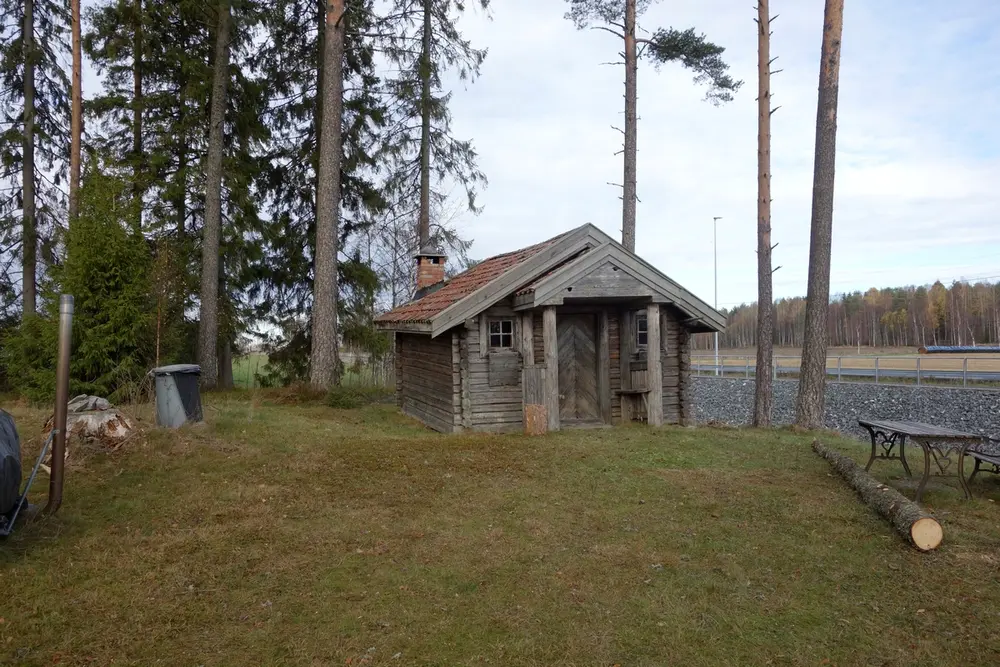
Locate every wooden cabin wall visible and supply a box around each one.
[661,309,682,424]
[396,332,456,433]
[678,327,693,426]
[608,312,622,422]
[466,303,524,432]
[621,306,685,424]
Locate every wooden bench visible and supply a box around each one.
[616,388,650,422]
[969,439,1000,483]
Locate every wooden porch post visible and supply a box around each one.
[543,306,560,431]
[521,312,534,364]
[647,303,664,425]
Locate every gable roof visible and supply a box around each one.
[374,232,571,326]
[375,224,726,336]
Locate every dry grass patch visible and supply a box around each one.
[2,397,1000,665]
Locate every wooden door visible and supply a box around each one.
[557,314,600,422]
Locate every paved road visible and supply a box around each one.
[692,364,1000,383]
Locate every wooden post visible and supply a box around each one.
[598,310,611,423]
[620,309,633,422]
[543,306,560,431]
[522,364,547,435]
[646,304,663,425]
[521,312,534,365]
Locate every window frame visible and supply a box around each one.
[635,311,649,348]
[488,317,515,351]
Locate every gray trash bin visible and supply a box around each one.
[152,364,203,428]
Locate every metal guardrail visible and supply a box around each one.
[691,354,1000,387]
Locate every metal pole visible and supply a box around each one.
[916,356,920,386]
[875,356,879,385]
[837,356,842,383]
[963,357,968,387]
[713,216,721,376]
[45,294,73,515]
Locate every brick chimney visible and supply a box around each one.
[414,246,447,299]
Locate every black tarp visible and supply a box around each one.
[0,409,21,515]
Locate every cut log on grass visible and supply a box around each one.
[813,439,943,552]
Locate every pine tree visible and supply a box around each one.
[564,0,741,252]
[796,0,845,430]
[69,0,81,223]
[310,0,347,389]
[753,0,775,427]
[198,0,233,389]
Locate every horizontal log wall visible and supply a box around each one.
[468,303,524,432]
[619,306,684,424]
[609,311,622,422]
[661,307,682,424]
[397,332,456,433]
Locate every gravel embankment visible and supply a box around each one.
[694,377,1000,442]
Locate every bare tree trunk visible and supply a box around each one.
[310,0,346,389]
[417,0,432,249]
[753,0,774,427]
[69,0,82,224]
[21,0,36,318]
[796,0,845,429]
[198,0,232,389]
[132,0,143,227]
[621,0,638,253]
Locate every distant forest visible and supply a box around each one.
[693,280,1000,351]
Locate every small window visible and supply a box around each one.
[636,312,648,347]
[489,319,514,349]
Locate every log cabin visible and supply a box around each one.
[374,224,725,433]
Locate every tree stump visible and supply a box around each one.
[813,440,943,551]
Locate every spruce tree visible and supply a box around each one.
[0,0,70,318]
[379,0,488,252]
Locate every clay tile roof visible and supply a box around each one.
[376,233,568,325]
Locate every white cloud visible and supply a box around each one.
[444,0,1000,308]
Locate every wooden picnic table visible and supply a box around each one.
[857,419,984,503]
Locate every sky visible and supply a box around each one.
[74,0,1000,313]
[437,0,1000,310]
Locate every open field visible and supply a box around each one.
[232,353,390,389]
[3,395,1000,665]
[695,347,1000,385]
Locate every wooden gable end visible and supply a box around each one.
[534,259,656,305]
[519,243,727,332]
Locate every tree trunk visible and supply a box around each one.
[417,0,433,249]
[132,0,143,227]
[69,0,82,224]
[310,0,346,389]
[621,0,637,253]
[753,0,774,428]
[21,0,36,319]
[198,0,232,390]
[795,0,844,429]
[812,441,943,551]
[217,268,234,389]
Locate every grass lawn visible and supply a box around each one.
[3,395,1000,666]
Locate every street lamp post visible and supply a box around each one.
[712,216,722,376]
